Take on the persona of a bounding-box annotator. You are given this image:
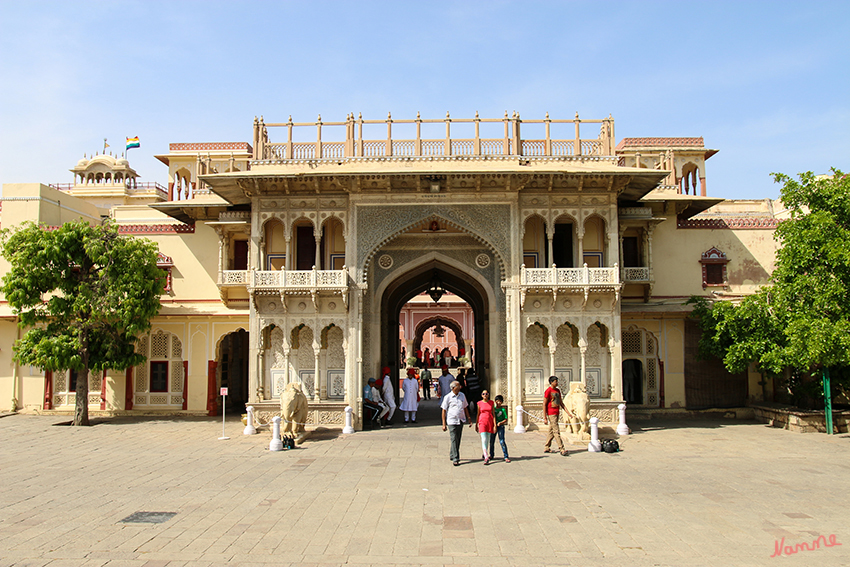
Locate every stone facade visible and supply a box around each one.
[0,113,781,427]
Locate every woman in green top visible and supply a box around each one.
[489,394,511,463]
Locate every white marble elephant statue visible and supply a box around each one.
[565,382,590,440]
[280,382,309,439]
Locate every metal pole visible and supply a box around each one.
[823,368,833,435]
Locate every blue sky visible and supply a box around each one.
[0,1,847,200]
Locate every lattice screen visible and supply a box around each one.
[134,330,184,407]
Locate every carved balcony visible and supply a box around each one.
[240,267,349,311]
[622,267,651,282]
[519,264,620,309]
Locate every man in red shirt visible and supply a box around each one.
[543,376,574,456]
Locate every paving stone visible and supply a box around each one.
[1,415,849,565]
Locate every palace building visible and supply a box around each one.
[0,112,782,426]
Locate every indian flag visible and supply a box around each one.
[126,136,140,150]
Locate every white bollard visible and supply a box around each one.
[617,403,630,436]
[269,416,283,451]
[588,417,602,452]
[243,406,257,435]
[343,406,355,434]
[514,405,527,434]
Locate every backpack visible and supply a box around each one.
[601,439,619,453]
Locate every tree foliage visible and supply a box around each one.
[1,220,164,425]
[690,169,850,406]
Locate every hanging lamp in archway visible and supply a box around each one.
[427,270,446,303]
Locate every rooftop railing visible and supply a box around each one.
[50,182,168,200]
[253,112,615,161]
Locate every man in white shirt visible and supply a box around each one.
[441,380,472,466]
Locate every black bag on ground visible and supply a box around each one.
[602,439,619,453]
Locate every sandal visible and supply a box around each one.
[560,450,569,456]
[543,448,552,453]
[505,458,511,463]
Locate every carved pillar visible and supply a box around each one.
[548,334,557,379]
[577,228,585,267]
[546,225,554,268]
[256,329,266,400]
[248,297,260,404]
[579,336,587,386]
[257,236,265,271]
[313,339,321,401]
[282,342,291,387]
[285,236,293,271]
[215,229,226,275]
[314,233,321,270]
[610,314,623,401]
[646,225,656,280]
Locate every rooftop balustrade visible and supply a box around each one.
[252,112,616,161]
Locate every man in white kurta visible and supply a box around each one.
[381,367,397,425]
[399,368,420,423]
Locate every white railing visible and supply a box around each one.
[623,267,651,281]
[521,264,620,287]
[250,268,347,290]
[219,270,250,286]
[254,113,616,160]
[218,268,348,290]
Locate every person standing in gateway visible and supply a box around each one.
[380,366,396,426]
[437,365,454,402]
[420,366,432,400]
[399,368,420,423]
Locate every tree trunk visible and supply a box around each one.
[73,368,90,426]
[74,331,90,426]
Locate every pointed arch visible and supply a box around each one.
[358,205,510,281]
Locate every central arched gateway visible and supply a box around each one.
[380,259,491,398]
[412,316,467,360]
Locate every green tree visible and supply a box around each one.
[690,169,850,407]
[1,220,164,425]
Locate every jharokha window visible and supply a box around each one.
[700,247,729,288]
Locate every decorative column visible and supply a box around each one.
[312,338,321,401]
[247,298,261,404]
[314,231,321,270]
[608,203,619,268]
[618,225,627,279]
[257,329,267,400]
[256,236,264,272]
[608,336,617,400]
[215,229,226,275]
[285,236,293,270]
[548,334,557,379]
[645,225,656,282]
[546,225,554,268]
[610,312,623,401]
[577,228,585,267]
[282,340,291,387]
[579,336,587,386]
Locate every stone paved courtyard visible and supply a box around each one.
[1,407,849,567]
